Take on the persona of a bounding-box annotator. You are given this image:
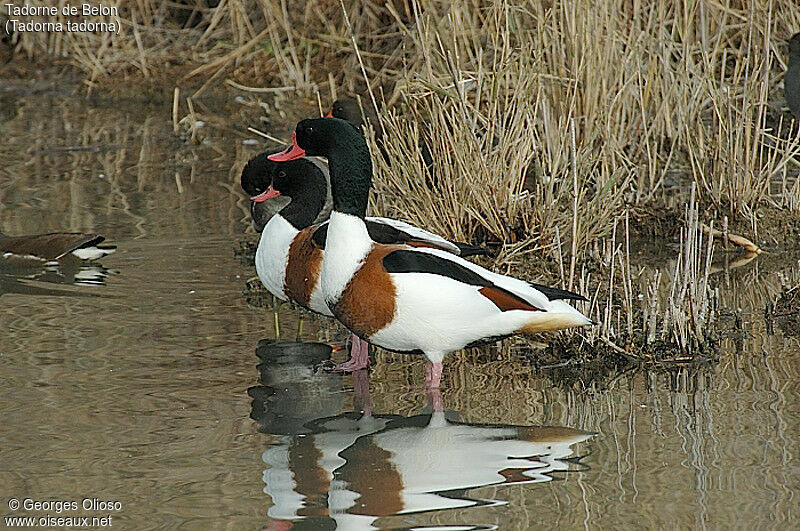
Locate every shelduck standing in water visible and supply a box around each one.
[269,118,594,389]
[242,152,489,371]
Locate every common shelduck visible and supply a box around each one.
[326,97,383,139]
[0,229,115,265]
[268,117,594,389]
[241,152,489,371]
[327,96,434,177]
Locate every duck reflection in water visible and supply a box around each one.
[249,340,594,529]
[0,260,117,290]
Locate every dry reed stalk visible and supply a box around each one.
[639,183,717,353]
[569,183,723,358]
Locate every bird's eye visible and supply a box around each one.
[278,171,286,178]
[306,126,314,134]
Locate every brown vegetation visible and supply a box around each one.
[7,0,800,356]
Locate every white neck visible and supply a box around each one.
[320,211,373,304]
[255,214,298,300]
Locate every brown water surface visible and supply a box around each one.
[0,81,797,529]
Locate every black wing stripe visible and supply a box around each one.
[313,221,428,249]
[383,249,490,286]
[453,242,492,257]
[383,249,587,309]
[364,220,411,244]
[383,249,543,311]
[366,222,491,256]
[529,283,587,302]
[317,220,490,256]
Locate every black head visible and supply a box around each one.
[328,97,366,128]
[241,151,328,230]
[295,118,373,218]
[790,32,800,56]
[240,151,277,198]
[328,97,384,141]
[242,151,326,201]
[291,117,365,158]
[268,118,373,217]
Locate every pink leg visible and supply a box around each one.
[266,520,293,531]
[352,368,372,417]
[331,333,371,372]
[426,385,444,413]
[424,361,444,390]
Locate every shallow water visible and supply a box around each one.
[0,80,797,530]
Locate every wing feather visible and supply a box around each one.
[386,246,586,310]
[383,249,544,312]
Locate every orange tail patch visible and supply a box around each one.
[479,286,543,312]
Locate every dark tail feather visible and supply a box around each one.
[75,235,106,249]
[454,242,493,258]
[530,283,588,302]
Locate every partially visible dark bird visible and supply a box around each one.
[328,96,435,184]
[786,32,800,120]
[0,230,116,264]
[327,97,384,139]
